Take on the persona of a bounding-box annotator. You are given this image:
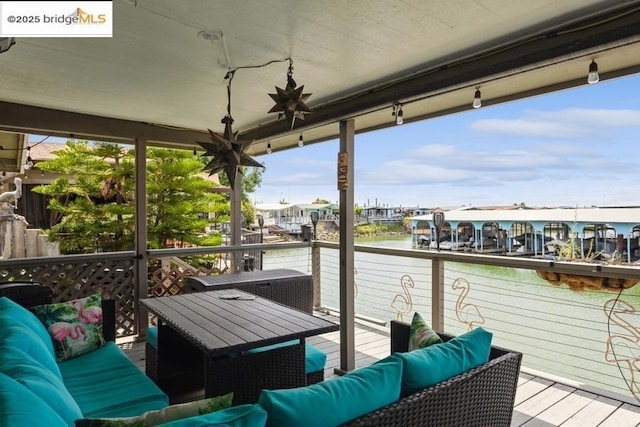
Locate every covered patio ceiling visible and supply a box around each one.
[1,0,640,161]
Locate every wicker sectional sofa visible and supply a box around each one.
[347,321,523,426]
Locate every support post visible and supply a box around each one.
[134,138,149,339]
[337,119,355,374]
[230,169,242,272]
[311,243,321,308]
[431,258,444,332]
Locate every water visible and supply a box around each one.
[264,235,640,401]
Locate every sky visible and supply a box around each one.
[251,73,640,209]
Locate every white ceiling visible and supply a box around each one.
[0,0,639,156]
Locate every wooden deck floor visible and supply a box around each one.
[118,312,640,426]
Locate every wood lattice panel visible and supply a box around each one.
[148,256,225,297]
[0,259,136,337]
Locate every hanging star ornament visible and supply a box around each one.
[268,64,312,130]
[198,116,264,189]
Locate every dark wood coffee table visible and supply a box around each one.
[140,289,338,404]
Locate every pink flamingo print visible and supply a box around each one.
[49,322,88,359]
[71,296,102,324]
[49,322,88,342]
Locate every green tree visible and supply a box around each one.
[34,141,135,253]
[217,167,263,228]
[313,198,330,204]
[34,141,225,252]
[146,148,225,248]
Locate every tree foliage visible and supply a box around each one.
[217,167,263,227]
[33,141,233,253]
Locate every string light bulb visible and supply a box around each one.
[587,60,599,84]
[298,134,304,147]
[472,88,482,109]
[25,145,33,169]
[266,142,272,154]
[396,104,404,125]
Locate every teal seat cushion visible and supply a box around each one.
[245,340,326,374]
[147,325,158,349]
[0,296,56,359]
[258,354,402,427]
[59,342,168,417]
[396,327,493,397]
[0,346,82,426]
[0,324,62,380]
[0,372,68,427]
[157,404,268,427]
[303,343,326,374]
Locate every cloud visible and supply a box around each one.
[471,108,640,138]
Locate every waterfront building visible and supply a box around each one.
[411,206,640,263]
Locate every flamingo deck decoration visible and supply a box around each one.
[452,278,486,331]
[391,275,415,322]
[604,298,640,400]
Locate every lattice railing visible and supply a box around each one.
[148,255,227,297]
[0,255,136,336]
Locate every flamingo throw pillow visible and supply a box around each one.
[31,293,105,362]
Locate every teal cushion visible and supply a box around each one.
[147,326,158,349]
[0,324,62,380]
[0,296,56,358]
[245,340,326,374]
[258,354,402,427]
[396,327,493,397]
[158,404,267,427]
[59,342,168,417]
[304,343,326,374]
[0,346,82,426]
[0,372,68,427]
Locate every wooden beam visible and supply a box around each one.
[0,101,209,147]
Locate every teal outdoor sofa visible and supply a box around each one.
[0,284,266,427]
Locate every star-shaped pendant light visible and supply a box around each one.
[268,59,312,129]
[199,73,264,189]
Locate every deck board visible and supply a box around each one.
[119,313,640,426]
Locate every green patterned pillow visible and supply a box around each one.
[408,312,443,351]
[31,293,106,362]
[74,393,234,426]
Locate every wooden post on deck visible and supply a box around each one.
[134,137,149,339]
[337,119,356,374]
[431,258,444,332]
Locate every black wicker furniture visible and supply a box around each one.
[346,321,523,427]
[140,289,338,405]
[148,269,325,386]
[185,269,314,313]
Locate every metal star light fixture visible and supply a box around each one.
[198,70,264,189]
[268,58,312,129]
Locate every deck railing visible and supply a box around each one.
[1,240,639,403]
